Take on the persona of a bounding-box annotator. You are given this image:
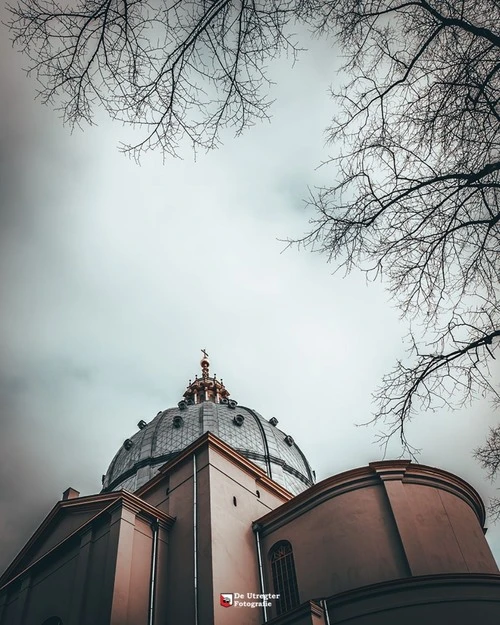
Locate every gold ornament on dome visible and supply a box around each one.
[183,350,230,404]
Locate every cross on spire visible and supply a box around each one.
[200,349,210,379]
[183,352,230,404]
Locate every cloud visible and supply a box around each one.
[0,7,499,574]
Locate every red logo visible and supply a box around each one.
[220,593,233,608]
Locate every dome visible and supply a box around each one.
[102,354,315,496]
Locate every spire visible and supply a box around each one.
[183,351,230,404]
[201,349,210,379]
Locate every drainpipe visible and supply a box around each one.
[252,523,268,623]
[321,599,331,625]
[193,454,199,625]
[148,519,159,625]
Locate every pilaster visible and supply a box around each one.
[68,528,93,625]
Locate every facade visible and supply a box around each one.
[1,355,500,625]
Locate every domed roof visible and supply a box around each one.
[102,354,315,496]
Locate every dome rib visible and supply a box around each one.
[245,406,274,479]
[102,400,314,496]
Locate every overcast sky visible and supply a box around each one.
[1,7,499,574]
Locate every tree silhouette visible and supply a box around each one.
[8,0,319,157]
[292,1,500,457]
[7,1,500,479]
[476,425,500,518]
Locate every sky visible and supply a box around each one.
[1,6,500,575]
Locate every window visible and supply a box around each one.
[269,541,300,615]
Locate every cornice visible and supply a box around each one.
[265,600,324,624]
[369,460,486,525]
[0,493,121,587]
[135,432,292,501]
[119,490,175,528]
[255,460,487,535]
[255,466,378,535]
[398,463,486,526]
[0,492,174,591]
[324,572,500,611]
[205,434,292,500]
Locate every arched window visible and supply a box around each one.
[269,541,300,615]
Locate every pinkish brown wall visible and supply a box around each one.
[126,516,154,625]
[325,574,500,625]
[140,452,211,625]
[0,544,79,625]
[266,600,328,625]
[139,478,169,513]
[261,483,408,610]
[196,450,214,622]
[336,601,500,625]
[24,508,107,569]
[386,482,498,575]
[157,455,196,625]
[440,489,497,571]
[81,504,159,625]
[206,446,288,625]
[139,441,288,625]
[259,466,498,619]
[152,523,169,625]
[0,501,159,625]
[81,519,114,625]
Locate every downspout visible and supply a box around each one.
[252,523,268,623]
[148,519,159,625]
[321,599,331,625]
[193,453,199,625]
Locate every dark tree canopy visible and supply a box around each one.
[7,1,500,476]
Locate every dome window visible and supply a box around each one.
[284,435,294,446]
[172,415,184,428]
[269,417,279,426]
[137,420,147,429]
[233,414,245,427]
[123,439,133,450]
[178,400,187,411]
[228,399,238,409]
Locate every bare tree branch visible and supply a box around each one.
[476,424,500,519]
[286,0,500,457]
[7,0,500,490]
[6,0,322,157]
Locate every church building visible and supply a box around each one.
[1,354,500,624]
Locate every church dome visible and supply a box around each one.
[102,354,315,496]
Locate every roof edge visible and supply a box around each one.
[135,431,293,501]
[255,460,487,534]
[0,491,174,590]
